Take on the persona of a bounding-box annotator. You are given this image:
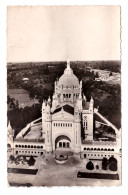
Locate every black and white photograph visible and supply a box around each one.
[7,6,121,186]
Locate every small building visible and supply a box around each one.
[22,78,29,83]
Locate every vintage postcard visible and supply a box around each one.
[7,6,121,186]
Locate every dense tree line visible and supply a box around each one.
[102,157,117,171]
[92,61,121,73]
[7,61,121,130]
[82,80,121,128]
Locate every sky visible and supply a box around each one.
[7,6,120,62]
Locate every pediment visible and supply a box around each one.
[52,110,74,121]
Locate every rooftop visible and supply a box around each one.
[53,104,74,115]
[94,113,107,124]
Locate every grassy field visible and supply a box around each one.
[8,88,38,108]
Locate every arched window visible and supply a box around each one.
[7,144,11,148]
[83,116,88,130]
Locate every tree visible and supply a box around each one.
[109,72,112,76]
[95,72,99,78]
[9,155,15,162]
[86,161,94,170]
[7,143,11,148]
[102,157,108,170]
[27,155,36,166]
[108,157,117,171]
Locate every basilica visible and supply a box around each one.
[7,60,121,160]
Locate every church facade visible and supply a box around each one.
[42,59,93,153]
[7,60,121,160]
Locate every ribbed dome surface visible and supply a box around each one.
[57,60,79,88]
[58,73,79,88]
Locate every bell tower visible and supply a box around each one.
[45,103,52,152]
[82,96,94,141]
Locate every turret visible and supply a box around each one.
[74,106,81,152]
[7,121,15,156]
[89,96,94,112]
[76,93,82,111]
[7,121,14,154]
[42,100,46,111]
[48,96,51,106]
[45,103,52,152]
[7,121,14,141]
[80,80,82,89]
[46,102,51,112]
[83,94,87,102]
[48,96,51,102]
[51,93,56,112]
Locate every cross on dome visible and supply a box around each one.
[67,58,70,70]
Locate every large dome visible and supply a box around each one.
[57,61,79,88]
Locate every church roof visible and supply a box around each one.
[53,104,74,115]
[94,113,107,124]
[58,73,79,88]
